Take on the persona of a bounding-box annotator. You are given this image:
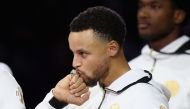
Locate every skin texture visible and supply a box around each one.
[138,0,186,50]
[69,29,110,87]
[53,74,90,105]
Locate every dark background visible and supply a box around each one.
[1,0,189,108]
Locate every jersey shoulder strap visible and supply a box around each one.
[175,39,190,54]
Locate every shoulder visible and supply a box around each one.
[0,62,13,76]
[0,63,25,108]
[122,82,169,109]
[0,62,20,93]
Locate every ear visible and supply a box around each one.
[174,9,186,24]
[107,40,120,56]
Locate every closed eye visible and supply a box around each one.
[77,50,89,58]
[150,3,161,10]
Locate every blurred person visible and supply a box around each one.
[0,62,25,109]
[36,6,170,109]
[129,0,190,109]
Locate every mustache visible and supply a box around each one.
[138,19,151,24]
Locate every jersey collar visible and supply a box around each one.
[105,69,151,94]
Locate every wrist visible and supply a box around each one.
[49,96,68,109]
[49,89,68,108]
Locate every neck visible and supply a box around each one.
[149,27,180,51]
[100,51,131,87]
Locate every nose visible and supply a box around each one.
[138,7,149,19]
[72,55,81,69]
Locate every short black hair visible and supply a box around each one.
[70,6,127,47]
[171,0,190,25]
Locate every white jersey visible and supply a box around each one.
[0,63,25,109]
[129,35,190,109]
[36,69,170,109]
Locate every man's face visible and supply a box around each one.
[137,0,177,41]
[68,29,109,87]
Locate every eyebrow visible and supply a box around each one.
[71,48,88,54]
[139,0,161,4]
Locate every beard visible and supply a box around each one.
[78,60,109,87]
[139,26,175,42]
[82,75,98,87]
[80,68,108,87]
[140,32,170,42]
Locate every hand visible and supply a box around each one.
[52,74,90,105]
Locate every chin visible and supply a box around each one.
[87,82,97,87]
[85,79,98,87]
[140,34,153,41]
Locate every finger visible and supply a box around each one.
[56,74,72,88]
[81,91,90,100]
[70,74,79,86]
[70,82,86,94]
[79,91,90,105]
[70,77,83,89]
[74,86,89,97]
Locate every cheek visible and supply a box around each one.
[152,12,174,25]
[153,18,174,34]
[150,16,173,32]
[84,58,103,71]
[83,57,108,75]
[92,58,109,75]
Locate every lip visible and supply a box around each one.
[75,69,81,74]
[139,23,149,28]
[75,69,84,76]
[138,22,151,29]
[138,19,151,29]
[76,70,87,82]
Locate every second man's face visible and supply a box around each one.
[137,0,177,41]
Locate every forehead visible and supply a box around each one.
[69,29,95,43]
[139,0,171,4]
[68,29,103,51]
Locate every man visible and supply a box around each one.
[129,0,190,109]
[36,6,170,109]
[0,62,25,109]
